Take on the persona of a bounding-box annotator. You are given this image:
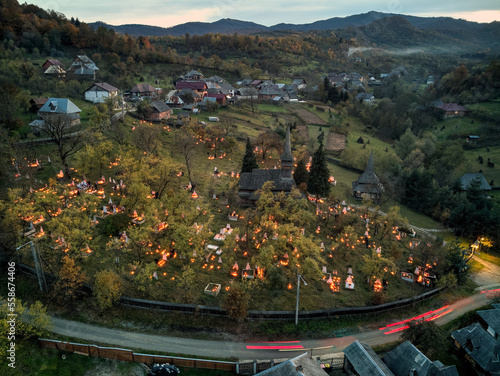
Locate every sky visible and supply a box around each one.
[28,0,500,28]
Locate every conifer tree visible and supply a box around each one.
[293,157,309,187]
[240,137,258,174]
[307,142,330,198]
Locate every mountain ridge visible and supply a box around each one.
[88,10,491,37]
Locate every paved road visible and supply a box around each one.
[48,283,499,360]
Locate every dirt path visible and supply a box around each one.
[471,255,500,288]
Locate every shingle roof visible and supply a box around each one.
[186,70,203,77]
[39,98,81,114]
[356,93,375,100]
[150,101,171,113]
[344,341,394,376]
[176,81,207,90]
[130,83,156,93]
[292,79,306,85]
[44,65,66,74]
[438,103,467,112]
[87,82,119,93]
[383,341,458,376]
[478,307,500,335]
[460,173,492,191]
[45,59,62,66]
[254,353,328,376]
[452,323,500,374]
[30,97,48,105]
[70,55,98,71]
[239,169,295,193]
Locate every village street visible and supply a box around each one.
[46,256,500,361]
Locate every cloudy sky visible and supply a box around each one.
[29,0,500,28]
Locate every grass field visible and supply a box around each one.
[434,117,483,141]
[256,103,289,113]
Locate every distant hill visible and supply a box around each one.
[89,11,494,37]
[90,18,266,37]
[88,11,500,52]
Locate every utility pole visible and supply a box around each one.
[17,241,47,292]
[295,274,308,325]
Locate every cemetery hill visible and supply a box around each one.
[0,0,499,323]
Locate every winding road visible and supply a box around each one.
[47,255,500,361]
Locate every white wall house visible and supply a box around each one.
[84,82,119,104]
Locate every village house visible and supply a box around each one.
[42,59,62,72]
[84,82,119,104]
[253,352,328,376]
[29,97,48,113]
[129,83,157,99]
[177,88,201,103]
[258,86,287,101]
[478,304,500,340]
[35,98,82,133]
[352,152,384,201]
[184,70,203,80]
[238,126,296,205]
[206,93,226,105]
[452,304,500,376]
[356,92,375,105]
[43,64,66,78]
[433,100,467,118]
[165,90,185,108]
[292,78,307,90]
[145,101,172,121]
[383,341,459,376]
[343,340,395,376]
[236,87,259,100]
[459,172,492,192]
[67,55,99,80]
[175,80,208,99]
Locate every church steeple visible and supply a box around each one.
[281,126,293,178]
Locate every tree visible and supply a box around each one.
[93,270,123,310]
[222,285,249,321]
[394,127,417,160]
[360,254,397,287]
[0,300,51,355]
[402,321,448,359]
[54,255,86,302]
[133,122,163,156]
[307,142,330,198]
[176,265,196,303]
[240,137,258,174]
[255,130,281,160]
[293,157,309,188]
[40,113,84,178]
[445,240,470,283]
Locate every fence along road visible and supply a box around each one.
[46,287,497,361]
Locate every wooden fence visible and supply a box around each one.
[39,339,239,373]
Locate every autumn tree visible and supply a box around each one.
[240,137,258,173]
[0,300,51,358]
[54,255,86,301]
[222,285,249,321]
[133,121,163,156]
[93,270,123,310]
[176,265,196,303]
[255,130,282,160]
